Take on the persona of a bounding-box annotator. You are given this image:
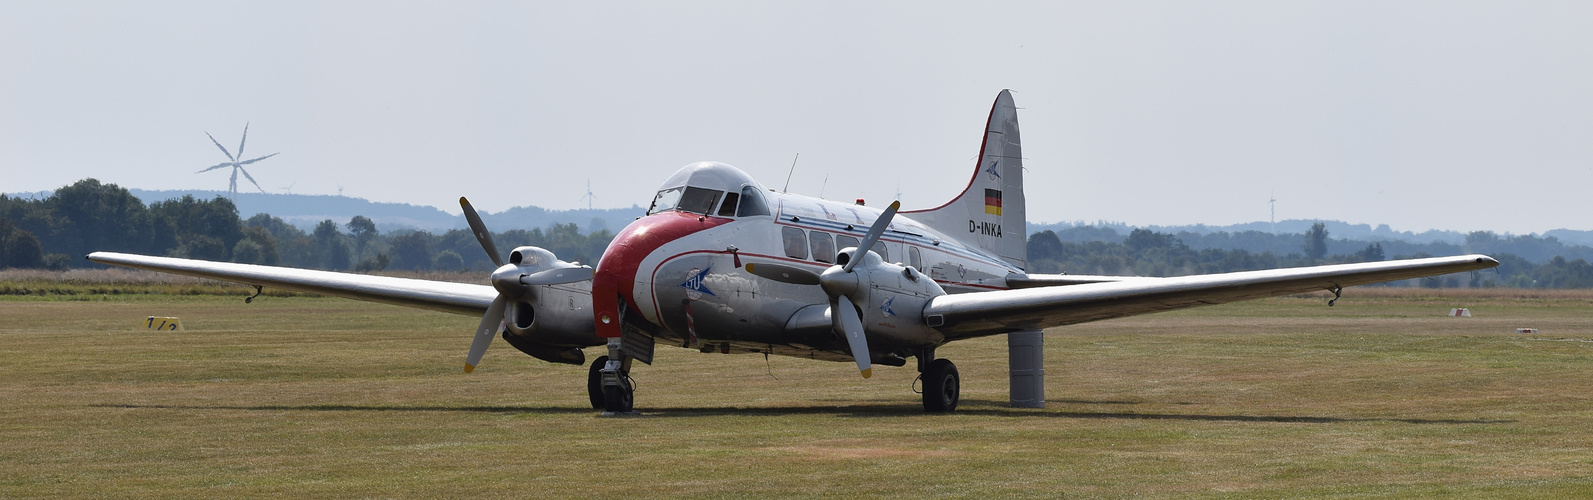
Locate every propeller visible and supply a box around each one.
[744,201,901,378]
[459,196,592,373]
[461,197,503,267]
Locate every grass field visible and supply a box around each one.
[4,283,1593,498]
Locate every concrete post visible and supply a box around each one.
[1008,329,1045,408]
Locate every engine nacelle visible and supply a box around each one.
[492,245,598,345]
[833,249,948,348]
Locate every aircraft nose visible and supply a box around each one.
[591,211,732,338]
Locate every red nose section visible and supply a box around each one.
[593,211,731,338]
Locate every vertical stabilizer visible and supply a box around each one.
[905,90,1027,270]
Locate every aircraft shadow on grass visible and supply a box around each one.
[93,403,1513,425]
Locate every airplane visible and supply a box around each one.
[88,90,1499,414]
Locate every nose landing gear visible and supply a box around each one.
[590,340,638,415]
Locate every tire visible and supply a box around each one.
[602,377,634,413]
[922,358,960,413]
[587,355,609,409]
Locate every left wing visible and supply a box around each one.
[926,254,1498,340]
[86,252,496,316]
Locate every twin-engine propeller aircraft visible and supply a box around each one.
[90,90,1499,413]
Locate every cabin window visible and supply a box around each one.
[716,192,740,217]
[782,227,808,259]
[736,186,770,217]
[871,241,888,262]
[810,232,835,263]
[908,246,922,270]
[836,235,860,256]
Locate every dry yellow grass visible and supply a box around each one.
[3,288,1593,498]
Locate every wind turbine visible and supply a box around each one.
[195,123,278,201]
[1270,193,1277,234]
[579,179,596,210]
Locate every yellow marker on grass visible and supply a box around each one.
[144,316,182,331]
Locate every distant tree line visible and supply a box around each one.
[1029,223,1593,288]
[0,179,613,273]
[5,179,1593,289]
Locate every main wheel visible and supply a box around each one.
[921,358,960,412]
[602,376,634,413]
[587,355,609,409]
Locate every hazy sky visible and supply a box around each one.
[3,1,1589,234]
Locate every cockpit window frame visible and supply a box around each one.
[735,186,771,217]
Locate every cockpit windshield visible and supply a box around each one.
[647,187,683,215]
[647,186,723,216]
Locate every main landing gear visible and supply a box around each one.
[917,349,960,412]
[589,341,636,414]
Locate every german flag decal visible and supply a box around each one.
[984,189,1003,216]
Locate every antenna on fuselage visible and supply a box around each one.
[818,174,828,200]
[781,153,800,193]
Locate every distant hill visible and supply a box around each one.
[1030,219,1593,246]
[10,187,1591,248]
[114,189,645,235]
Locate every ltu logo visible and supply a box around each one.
[679,267,716,300]
[984,159,1001,181]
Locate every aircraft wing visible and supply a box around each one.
[86,252,496,316]
[1004,274,1158,288]
[925,254,1498,340]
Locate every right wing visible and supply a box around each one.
[86,252,496,316]
[926,254,1498,340]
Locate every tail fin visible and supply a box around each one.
[904,89,1026,270]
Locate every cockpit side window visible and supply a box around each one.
[735,186,771,217]
[676,187,722,215]
[716,192,740,217]
[647,187,684,216]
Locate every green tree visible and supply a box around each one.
[388,231,433,271]
[0,219,46,269]
[1355,242,1385,262]
[1303,222,1328,261]
[434,249,465,271]
[45,179,162,258]
[149,195,244,261]
[1125,229,1179,253]
[346,215,377,260]
[313,219,352,270]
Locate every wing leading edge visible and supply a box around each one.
[86,252,496,316]
[926,254,1499,340]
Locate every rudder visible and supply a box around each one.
[904,89,1026,270]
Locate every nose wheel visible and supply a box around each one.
[587,355,609,409]
[592,340,637,414]
[921,358,960,412]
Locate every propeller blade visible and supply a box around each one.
[237,123,249,159]
[522,266,595,285]
[836,295,872,378]
[206,131,235,161]
[237,152,279,166]
[239,167,266,194]
[196,162,232,173]
[744,262,821,285]
[465,296,507,373]
[459,197,503,267]
[843,200,900,273]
